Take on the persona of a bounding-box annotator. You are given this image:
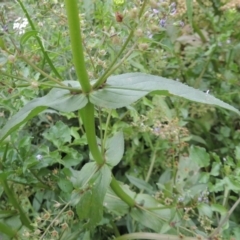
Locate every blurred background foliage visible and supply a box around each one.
[0,0,240,239]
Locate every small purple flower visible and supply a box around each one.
[159,18,167,28]
[153,127,161,134]
[179,21,184,27]
[169,2,177,15]
[152,9,159,14]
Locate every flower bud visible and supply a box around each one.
[138,43,149,51]
[8,55,16,63]
[135,28,144,37]
[128,8,138,19]
[31,81,39,88]
[149,0,159,8]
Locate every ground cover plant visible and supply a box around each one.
[0,0,240,239]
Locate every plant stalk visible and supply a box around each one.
[110,177,135,207]
[65,0,136,207]
[93,0,148,89]
[79,103,105,165]
[17,0,62,79]
[64,0,91,92]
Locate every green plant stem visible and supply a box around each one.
[115,232,208,240]
[98,107,104,153]
[145,146,158,184]
[17,0,62,79]
[40,202,70,240]
[20,55,65,86]
[102,110,112,150]
[110,221,120,237]
[64,0,91,92]
[138,0,148,18]
[79,104,136,206]
[110,177,135,207]
[139,136,156,194]
[65,0,136,208]
[0,70,31,83]
[101,42,137,81]
[0,70,82,92]
[93,0,148,89]
[0,145,33,230]
[209,195,240,238]
[222,187,229,207]
[0,177,33,230]
[79,103,105,165]
[29,169,52,189]
[194,48,215,88]
[93,31,134,89]
[192,21,208,43]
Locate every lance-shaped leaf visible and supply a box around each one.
[105,131,124,167]
[71,163,112,228]
[90,73,240,115]
[0,81,87,142]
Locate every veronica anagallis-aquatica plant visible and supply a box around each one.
[0,0,240,238]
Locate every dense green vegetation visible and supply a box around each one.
[0,0,240,239]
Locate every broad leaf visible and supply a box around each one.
[130,194,177,233]
[90,73,240,115]
[0,106,47,143]
[126,175,153,192]
[189,146,210,168]
[175,155,202,194]
[43,121,72,148]
[105,131,124,167]
[70,162,98,190]
[71,163,112,228]
[0,81,87,142]
[104,183,135,216]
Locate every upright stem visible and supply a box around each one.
[209,195,240,238]
[64,0,136,207]
[79,103,105,165]
[64,0,91,92]
[93,0,148,89]
[17,0,62,79]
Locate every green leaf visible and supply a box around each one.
[126,175,153,192]
[0,81,87,142]
[0,221,17,238]
[235,146,240,161]
[210,162,221,176]
[0,172,33,230]
[61,150,83,168]
[104,184,135,216]
[43,121,72,148]
[222,176,240,193]
[130,194,175,232]
[175,156,201,192]
[90,73,240,115]
[0,52,7,66]
[105,131,124,167]
[0,37,6,50]
[70,162,98,190]
[20,30,38,45]
[72,163,112,228]
[211,204,227,216]
[58,178,73,193]
[189,146,210,168]
[198,203,212,218]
